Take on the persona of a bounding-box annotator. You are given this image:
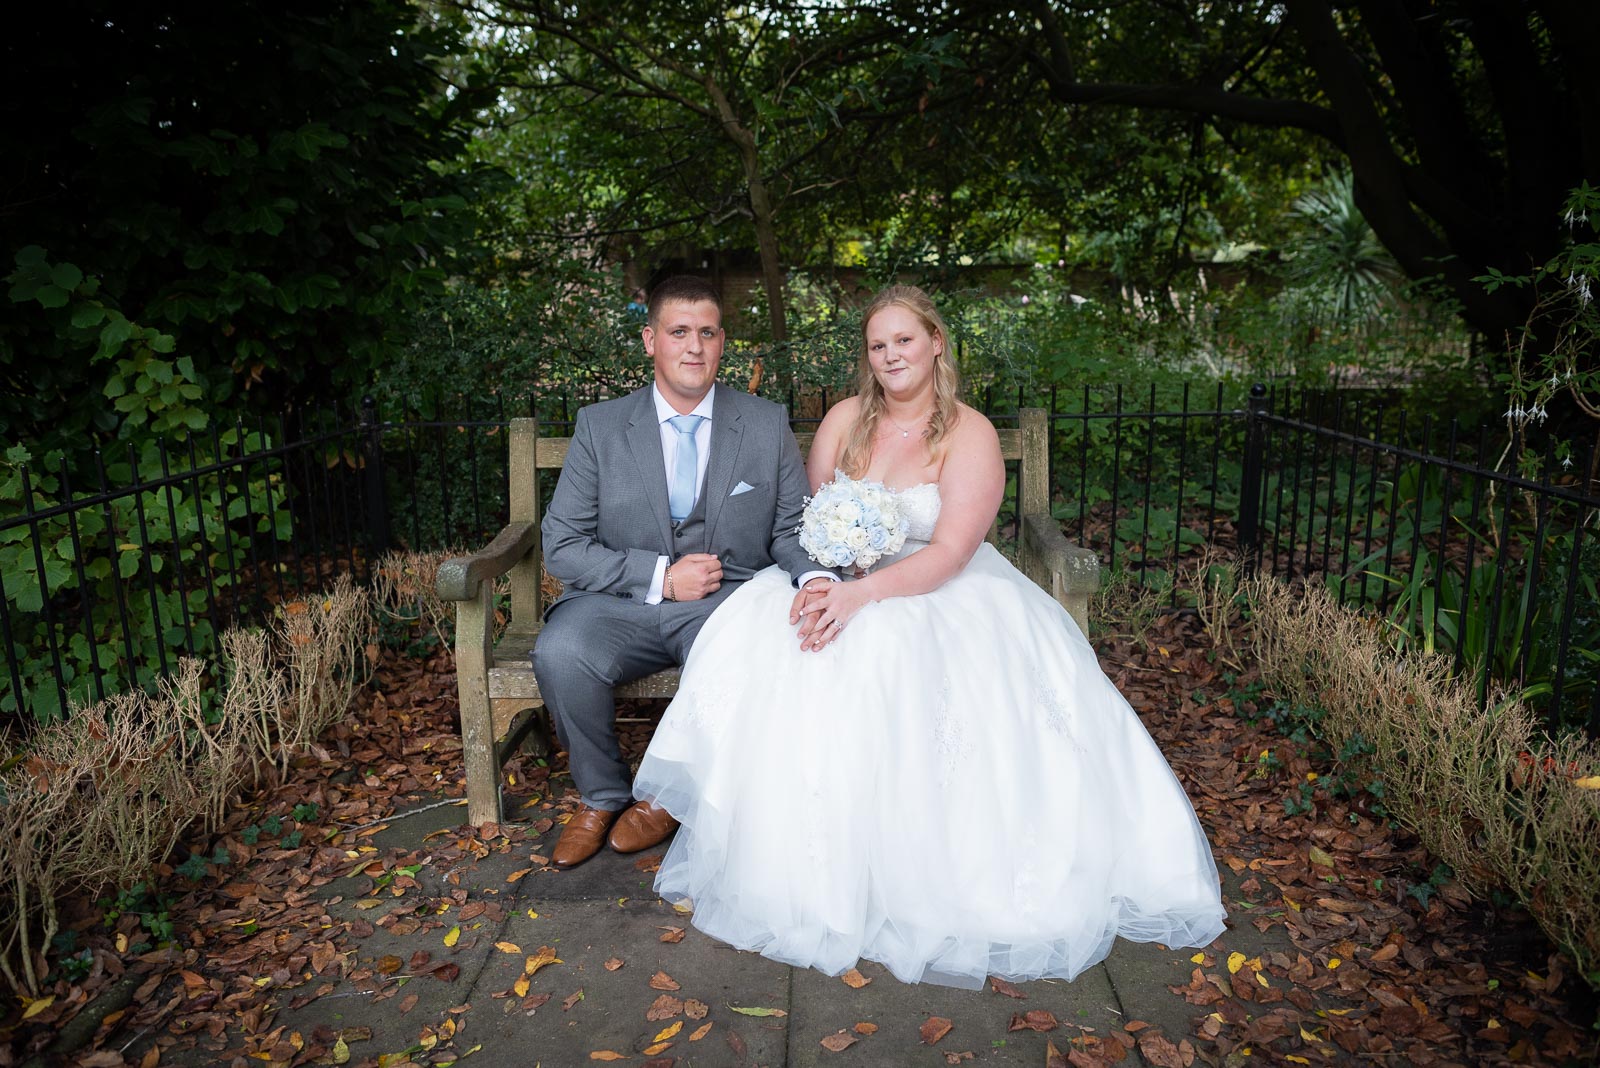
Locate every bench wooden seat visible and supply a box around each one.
[437,407,1101,825]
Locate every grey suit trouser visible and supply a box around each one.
[532,587,733,811]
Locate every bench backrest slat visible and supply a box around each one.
[531,428,1022,468]
[517,411,1047,619]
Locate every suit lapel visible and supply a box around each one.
[702,384,745,543]
[624,388,675,551]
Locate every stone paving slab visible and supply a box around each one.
[164,798,1294,1067]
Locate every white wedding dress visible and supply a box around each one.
[632,483,1226,988]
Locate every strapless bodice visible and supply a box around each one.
[874,482,940,567]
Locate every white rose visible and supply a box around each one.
[845,527,869,550]
[836,500,862,524]
[826,520,850,543]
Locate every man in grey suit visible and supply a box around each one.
[534,276,833,868]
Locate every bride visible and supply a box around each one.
[631,284,1227,988]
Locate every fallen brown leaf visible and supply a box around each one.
[690,1022,713,1041]
[646,994,684,1022]
[1008,1010,1059,1032]
[603,957,624,971]
[684,998,709,1020]
[820,1031,857,1052]
[658,926,686,944]
[988,976,1026,999]
[649,970,681,991]
[920,1017,953,1045]
[854,1022,878,1035]
[563,988,584,1011]
[635,854,664,873]
[841,968,871,989]
[1136,1030,1184,1068]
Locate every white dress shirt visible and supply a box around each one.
[647,387,714,604]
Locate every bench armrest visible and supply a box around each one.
[1022,512,1101,596]
[436,521,540,601]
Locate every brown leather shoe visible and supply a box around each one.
[607,801,680,854]
[551,805,621,869]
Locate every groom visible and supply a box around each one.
[534,276,833,868]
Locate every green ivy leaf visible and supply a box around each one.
[50,262,84,291]
[99,315,134,354]
[71,304,106,329]
[36,284,70,309]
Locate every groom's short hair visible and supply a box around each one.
[647,276,722,327]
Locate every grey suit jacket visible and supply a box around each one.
[541,383,820,612]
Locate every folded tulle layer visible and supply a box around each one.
[634,545,1227,988]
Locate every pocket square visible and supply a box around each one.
[730,480,757,497]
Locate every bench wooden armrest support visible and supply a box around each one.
[1021,512,1101,634]
[436,521,539,602]
[439,405,1103,826]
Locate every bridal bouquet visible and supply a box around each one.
[797,475,910,570]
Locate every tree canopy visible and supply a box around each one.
[957,0,1596,347]
[465,1,1597,360]
[1,0,494,454]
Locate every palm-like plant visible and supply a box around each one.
[1287,169,1404,330]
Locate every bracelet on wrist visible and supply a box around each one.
[665,564,675,601]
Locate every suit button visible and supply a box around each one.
[675,529,686,539]
[619,592,633,599]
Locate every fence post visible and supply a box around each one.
[360,396,390,571]
[1237,383,1270,572]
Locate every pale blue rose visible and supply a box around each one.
[868,526,890,550]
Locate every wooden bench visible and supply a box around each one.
[436,407,1101,825]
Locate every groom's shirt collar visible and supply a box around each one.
[652,385,715,425]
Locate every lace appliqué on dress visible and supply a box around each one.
[931,675,970,787]
[678,680,734,735]
[1033,677,1084,752]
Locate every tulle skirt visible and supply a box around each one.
[633,544,1226,988]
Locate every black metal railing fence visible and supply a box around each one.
[3,382,1595,732]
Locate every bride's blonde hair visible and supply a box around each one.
[837,284,961,478]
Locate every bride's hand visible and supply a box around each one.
[798,580,874,652]
[788,578,832,628]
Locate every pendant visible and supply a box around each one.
[901,429,909,438]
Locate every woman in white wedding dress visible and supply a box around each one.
[632,285,1226,988]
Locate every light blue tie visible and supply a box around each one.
[667,414,706,522]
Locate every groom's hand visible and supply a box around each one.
[668,553,722,600]
[789,577,832,633]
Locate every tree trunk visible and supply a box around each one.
[702,77,787,393]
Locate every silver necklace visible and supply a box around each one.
[885,410,930,439]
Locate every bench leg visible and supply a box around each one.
[456,581,501,826]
